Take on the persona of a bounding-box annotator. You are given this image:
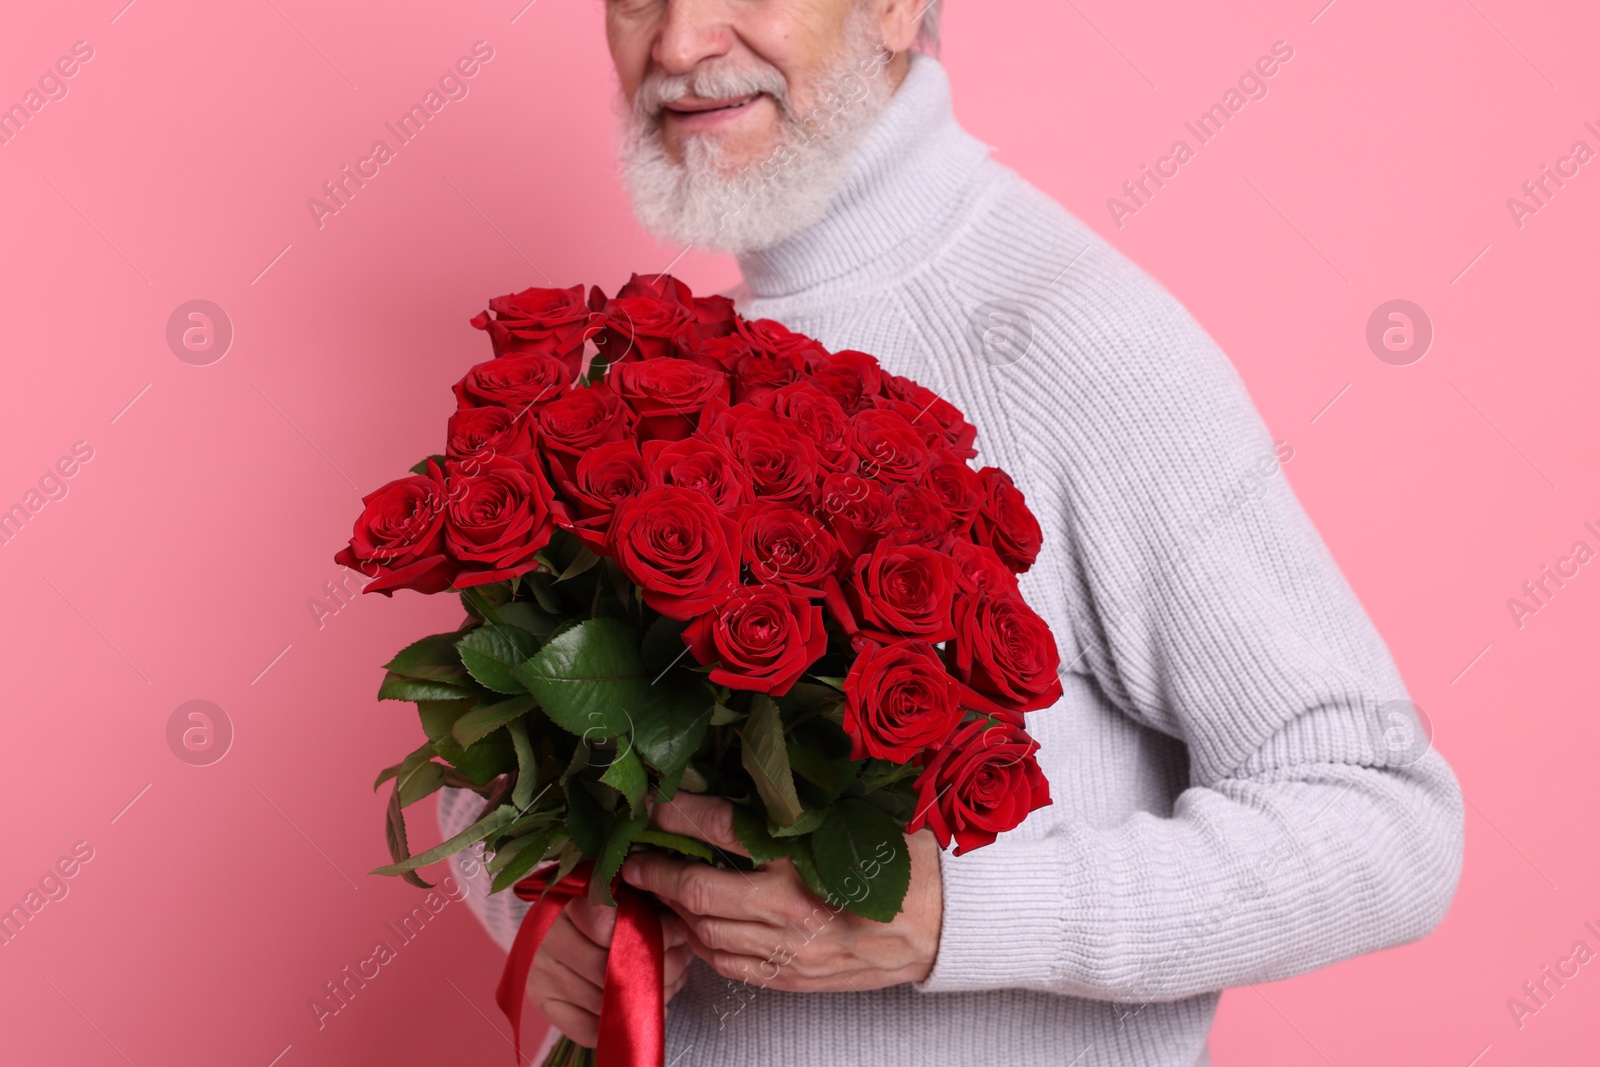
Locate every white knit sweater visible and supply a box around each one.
[439,52,1464,1067]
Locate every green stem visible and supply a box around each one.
[465,585,505,626]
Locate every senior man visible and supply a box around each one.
[438,1,1465,1064]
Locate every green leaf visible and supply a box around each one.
[809,675,846,690]
[634,828,716,863]
[739,694,803,827]
[640,615,689,677]
[591,807,650,906]
[456,625,537,695]
[378,673,476,702]
[525,572,563,614]
[768,806,826,838]
[511,618,647,739]
[384,633,470,683]
[417,699,475,742]
[555,545,602,583]
[709,704,743,726]
[490,831,561,894]
[787,742,842,796]
[786,836,831,902]
[495,600,560,640]
[383,784,433,889]
[397,748,446,809]
[810,799,912,923]
[731,804,794,866]
[566,778,608,857]
[599,745,647,816]
[509,717,538,812]
[409,455,446,475]
[632,675,714,801]
[374,739,433,792]
[452,694,537,748]
[371,803,519,875]
[431,726,517,786]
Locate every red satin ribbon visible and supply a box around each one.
[496,862,665,1067]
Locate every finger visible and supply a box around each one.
[660,910,690,950]
[649,794,748,858]
[621,853,786,924]
[664,942,692,1001]
[538,999,599,1049]
[679,913,795,959]
[535,914,608,993]
[564,896,617,948]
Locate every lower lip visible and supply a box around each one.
[663,96,762,130]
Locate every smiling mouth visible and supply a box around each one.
[662,93,764,119]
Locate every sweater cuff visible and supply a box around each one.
[914,834,1086,994]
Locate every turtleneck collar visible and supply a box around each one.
[734,51,993,301]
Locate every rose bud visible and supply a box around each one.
[452,351,576,413]
[607,485,741,620]
[970,466,1043,573]
[441,454,558,589]
[556,440,649,551]
[334,461,456,595]
[445,405,536,465]
[809,349,888,414]
[468,283,600,373]
[682,584,827,696]
[848,408,932,484]
[908,718,1052,855]
[739,502,839,597]
[761,383,857,473]
[610,358,729,442]
[536,383,637,490]
[818,472,895,559]
[844,538,957,643]
[949,591,1063,713]
[842,640,962,763]
[644,436,752,511]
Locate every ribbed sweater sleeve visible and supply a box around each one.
[914,218,1465,1001]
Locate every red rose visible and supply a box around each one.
[842,640,962,763]
[607,486,740,620]
[557,440,648,550]
[442,455,558,589]
[469,284,599,374]
[691,293,739,340]
[445,405,536,464]
[761,383,856,473]
[717,407,821,507]
[926,457,981,535]
[739,502,839,596]
[452,351,575,413]
[889,484,954,549]
[735,317,829,365]
[334,461,455,595]
[949,540,1019,599]
[971,467,1043,573]
[614,272,693,306]
[810,349,888,414]
[683,584,827,695]
[536,384,637,489]
[818,472,895,558]
[908,719,1051,855]
[644,436,752,510]
[950,591,1063,713]
[885,375,977,457]
[732,349,807,406]
[844,539,956,643]
[590,283,694,368]
[849,408,932,484]
[610,359,729,442]
[679,333,757,373]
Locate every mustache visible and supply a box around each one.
[634,61,790,121]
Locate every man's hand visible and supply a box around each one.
[525,895,693,1046]
[620,793,944,992]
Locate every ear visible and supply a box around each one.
[877,0,926,54]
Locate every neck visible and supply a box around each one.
[734,52,991,301]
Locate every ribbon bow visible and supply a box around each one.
[495,862,665,1067]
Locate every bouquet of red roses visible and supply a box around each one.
[339,273,1061,1067]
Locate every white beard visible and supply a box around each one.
[617,13,895,254]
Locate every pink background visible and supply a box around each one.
[1,0,1595,1064]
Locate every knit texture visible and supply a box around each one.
[439,51,1464,1067]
